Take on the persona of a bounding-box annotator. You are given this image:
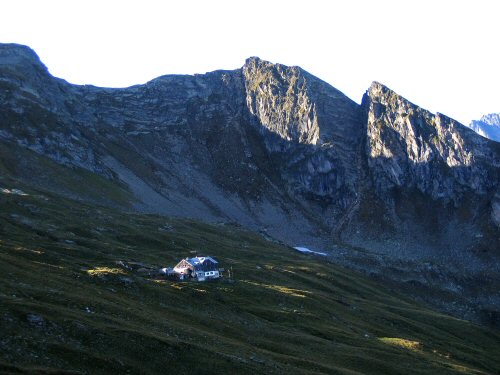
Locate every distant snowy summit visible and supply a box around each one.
[468,113,500,142]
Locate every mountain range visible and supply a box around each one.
[468,113,500,142]
[0,43,499,328]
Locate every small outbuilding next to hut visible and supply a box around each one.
[173,256,221,281]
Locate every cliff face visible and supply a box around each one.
[1,44,499,325]
[242,57,364,212]
[365,83,499,198]
[0,44,94,170]
[243,57,362,146]
[346,83,499,267]
[243,57,321,145]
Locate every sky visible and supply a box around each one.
[1,0,498,125]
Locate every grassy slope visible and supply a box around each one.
[0,140,133,208]
[0,182,499,375]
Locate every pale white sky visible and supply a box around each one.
[1,0,498,124]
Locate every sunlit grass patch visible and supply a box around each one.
[170,283,185,290]
[448,363,486,374]
[285,266,312,272]
[152,279,168,284]
[14,246,44,255]
[379,337,422,351]
[86,267,127,276]
[242,280,312,298]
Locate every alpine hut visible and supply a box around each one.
[173,256,220,281]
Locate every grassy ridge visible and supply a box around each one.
[0,185,499,374]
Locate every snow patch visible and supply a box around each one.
[1,188,28,196]
[293,246,327,256]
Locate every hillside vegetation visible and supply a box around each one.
[0,180,499,374]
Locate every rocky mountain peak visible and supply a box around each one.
[364,81,416,114]
[0,43,48,77]
[468,113,500,142]
[0,43,42,64]
[244,56,266,67]
[0,43,63,111]
[242,57,362,149]
[363,81,499,200]
[479,113,500,125]
[366,80,389,95]
[242,56,320,145]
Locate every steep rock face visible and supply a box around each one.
[352,82,500,257]
[0,44,104,174]
[242,57,363,213]
[243,57,320,145]
[364,82,499,199]
[243,57,362,146]
[468,113,500,142]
